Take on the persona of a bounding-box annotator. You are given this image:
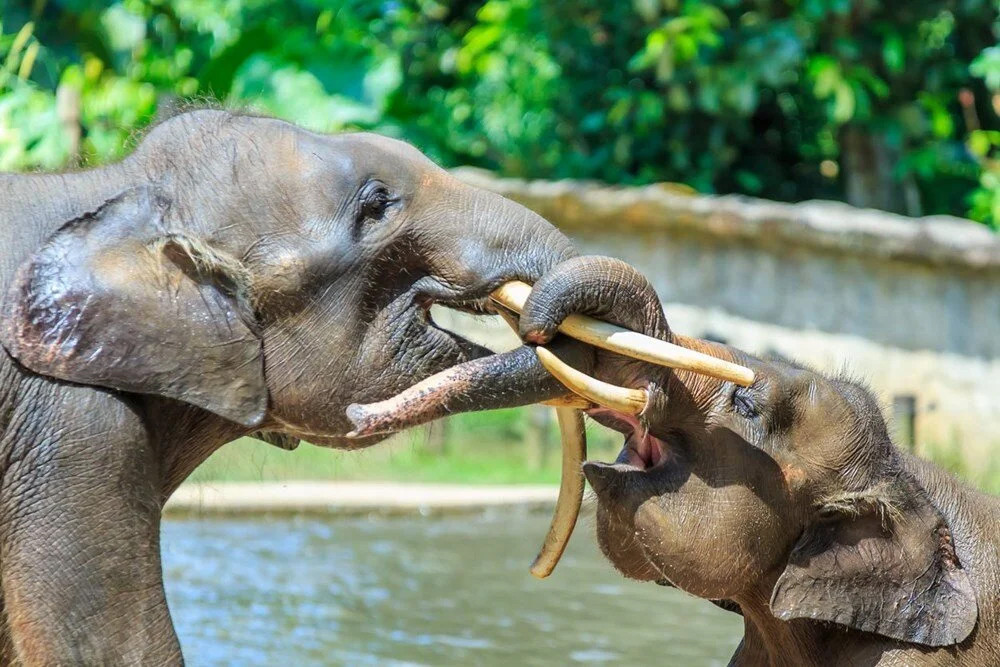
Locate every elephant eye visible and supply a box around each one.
[359,184,395,223]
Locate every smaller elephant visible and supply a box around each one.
[362,256,1000,665]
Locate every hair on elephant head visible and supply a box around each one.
[0,109,575,448]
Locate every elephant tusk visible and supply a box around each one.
[541,395,594,409]
[495,297,589,577]
[536,347,648,415]
[490,281,755,387]
[530,407,587,579]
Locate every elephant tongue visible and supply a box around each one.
[346,345,571,438]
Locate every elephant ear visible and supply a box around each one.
[770,475,977,647]
[0,185,267,427]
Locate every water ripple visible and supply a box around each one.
[162,514,741,666]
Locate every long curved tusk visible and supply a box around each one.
[494,301,590,576]
[530,407,587,579]
[491,281,755,387]
[536,347,647,415]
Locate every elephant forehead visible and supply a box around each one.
[267,130,310,174]
[339,132,446,178]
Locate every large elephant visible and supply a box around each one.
[358,256,1000,665]
[0,109,575,664]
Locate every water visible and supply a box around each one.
[162,512,742,666]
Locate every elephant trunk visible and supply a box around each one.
[346,341,592,437]
[425,184,578,300]
[346,332,593,580]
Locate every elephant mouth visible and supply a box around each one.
[406,277,502,349]
[587,408,675,472]
[418,292,494,317]
[346,277,570,439]
[617,429,670,470]
[409,276,513,349]
[411,274,506,314]
[415,293,493,346]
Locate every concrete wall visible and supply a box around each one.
[448,168,1000,463]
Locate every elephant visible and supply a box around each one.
[0,109,576,664]
[353,255,1000,666]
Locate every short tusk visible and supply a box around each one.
[495,304,594,411]
[491,281,755,387]
[536,347,647,415]
[531,407,587,579]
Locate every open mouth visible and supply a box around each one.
[346,279,550,439]
[416,295,497,350]
[407,279,505,359]
[587,408,674,472]
[414,291,494,321]
[349,279,749,579]
[617,430,669,470]
[410,275,513,346]
[412,273,507,313]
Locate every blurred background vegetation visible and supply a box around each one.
[2,0,999,487]
[2,0,998,226]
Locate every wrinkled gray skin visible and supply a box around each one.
[372,256,1000,666]
[0,109,573,664]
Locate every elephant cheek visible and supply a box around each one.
[631,498,748,599]
[632,493,786,600]
[593,502,662,582]
[267,378,353,435]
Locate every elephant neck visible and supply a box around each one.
[140,397,249,501]
[729,591,827,666]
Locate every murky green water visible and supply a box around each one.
[162,511,742,666]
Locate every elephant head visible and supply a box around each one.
[0,109,574,451]
[349,255,980,659]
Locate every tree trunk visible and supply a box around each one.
[839,126,921,216]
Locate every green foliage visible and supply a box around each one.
[1,0,998,225]
[923,436,1000,496]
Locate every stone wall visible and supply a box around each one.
[447,168,1000,464]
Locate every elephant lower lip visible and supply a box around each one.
[347,345,561,438]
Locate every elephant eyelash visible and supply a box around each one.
[732,385,759,419]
